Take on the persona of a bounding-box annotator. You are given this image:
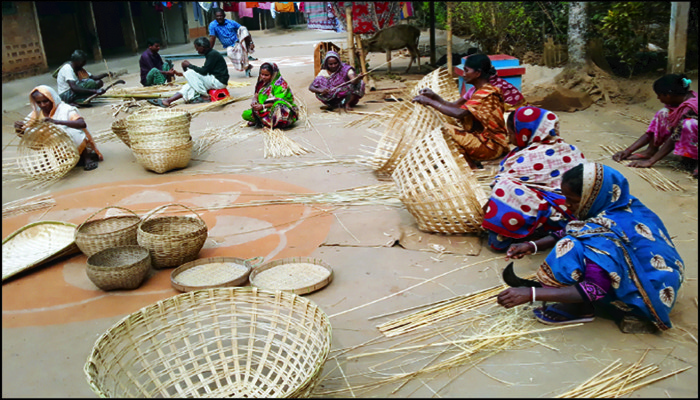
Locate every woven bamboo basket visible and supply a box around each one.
[131,139,193,173]
[86,245,152,291]
[371,102,449,177]
[84,287,332,398]
[110,119,131,148]
[409,67,461,102]
[391,127,487,234]
[170,256,264,292]
[15,120,80,184]
[75,206,141,257]
[126,108,192,146]
[137,203,208,269]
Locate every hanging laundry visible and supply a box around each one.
[257,2,272,10]
[193,1,204,23]
[246,2,259,7]
[306,2,336,31]
[199,2,213,12]
[275,2,295,13]
[297,2,304,13]
[332,2,400,34]
[270,4,276,18]
[222,2,237,12]
[239,2,254,18]
[400,2,414,19]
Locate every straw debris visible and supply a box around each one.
[262,128,311,158]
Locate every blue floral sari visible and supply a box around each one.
[537,163,684,330]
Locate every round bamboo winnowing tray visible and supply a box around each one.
[84,287,332,398]
[391,127,487,234]
[16,121,80,183]
[170,256,264,292]
[126,108,191,147]
[371,102,449,178]
[249,257,333,295]
[409,67,461,103]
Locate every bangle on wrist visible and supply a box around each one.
[531,287,536,304]
[529,241,538,255]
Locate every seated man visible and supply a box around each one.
[152,37,229,107]
[56,50,110,104]
[140,37,176,86]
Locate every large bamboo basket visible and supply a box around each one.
[409,67,461,102]
[84,287,332,398]
[86,245,152,291]
[391,127,487,234]
[74,206,141,257]
[110,119,131,148]
[137,203,207,269]
[126,108,192,147]
[131,139,193,174]
[16,120,80,184]
[371,102,449,178]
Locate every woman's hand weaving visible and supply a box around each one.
[505,242,535,260]
[497,287,532,308]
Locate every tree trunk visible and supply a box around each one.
[567,2,587,67]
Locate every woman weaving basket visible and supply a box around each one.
[14,85,103,171]
[308,50,365,112]
[412,54,510,162]
[497,163,684,333]
[242,62,298,129]
[483,106,586,251]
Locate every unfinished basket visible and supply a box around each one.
[75,206,141,257]
[86,245,152,291]
[409,67,461,102]
[370,102,449,177]
[249,257,334,295]
[137,203,207,269]
[15,120,80,184]
[84,287,332,397]
[111,119,131,148]
[170,256,264,292]
[391,127,487,234]
[131,139,192,174]
[126,108,192,147]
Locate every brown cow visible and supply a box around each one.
[360,25,421,74]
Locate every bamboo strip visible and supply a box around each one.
[2,193,55,219]
[601,144,684,191]
[262,128,311,158]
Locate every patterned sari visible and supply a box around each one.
[242,63,298,129]
[465,75,527,112]
[310,50,365,108]
[537,163,684,330]
[444,83,510,161]
[646,91,698,160]
[484,106,586,250]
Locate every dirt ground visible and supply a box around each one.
[2,28,698,397]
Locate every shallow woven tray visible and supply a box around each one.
[84,287,332,397]
[86,245,151,291]
[170,256,264,292]
[249,257,333,295]
[75,205,141,257]
[2,221,80,281]
[391,127,487,234]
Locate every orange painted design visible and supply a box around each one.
[2,174,333,328]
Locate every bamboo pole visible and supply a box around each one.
[355,34,369,86]
[345,4,355,68]
[446,3,453,77]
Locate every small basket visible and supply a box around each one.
[111,119,131,148]
[75,206,141,257]
[131,139,192,174]
[86,245,152,291]
[170,256,264,292]
[249,257,333,295]
[16,120,80,184]
[137,203,208,269]
[392,127,487,234]
[84,287,332,397]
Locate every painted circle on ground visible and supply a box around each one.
[1,174,333,328]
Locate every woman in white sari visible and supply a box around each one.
[14,85,103,170]
[227,26,255,77]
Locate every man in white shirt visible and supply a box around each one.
[56,50,111,104]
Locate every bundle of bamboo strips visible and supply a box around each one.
[376,276,536,338]
[600,144,685,191]
[2,193,55,219]
[192,123,242,157]
[101,81,251,99]
[263,128,311,158]
[556,351,691,398]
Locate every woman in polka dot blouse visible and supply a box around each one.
[482,106,586,251]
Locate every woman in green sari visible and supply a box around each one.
[242,62,298,128]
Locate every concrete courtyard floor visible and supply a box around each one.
[2,28,698,397]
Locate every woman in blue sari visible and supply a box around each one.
[497,162,684,333]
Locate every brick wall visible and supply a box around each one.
[2,2,48,82]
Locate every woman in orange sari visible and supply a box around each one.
[412,54,510,162]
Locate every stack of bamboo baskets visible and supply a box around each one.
[126,109,193,173]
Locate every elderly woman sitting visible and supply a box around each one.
[412,54,510,162]
[308,50,365,112]
[14,85,103,170]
